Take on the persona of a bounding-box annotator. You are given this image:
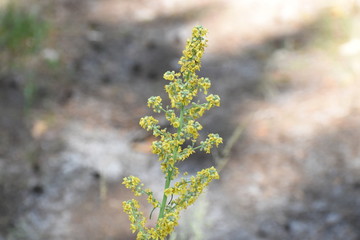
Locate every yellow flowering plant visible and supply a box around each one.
[122,25,222,240]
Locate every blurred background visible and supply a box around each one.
[1,0,360,239]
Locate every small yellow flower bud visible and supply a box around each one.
[163,71,175,81]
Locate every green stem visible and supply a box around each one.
[157,105,185,223]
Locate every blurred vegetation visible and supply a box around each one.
[259,5,359,98]
[309,7,355,51]
[0,1,48,71]
[0,1,50,112]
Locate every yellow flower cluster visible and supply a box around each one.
[206,94,221,108]
[122,25,222,240]
[163,27,214,109]
[139,116,159,131]
[163,71,179,81]
[122,177,160,208]
[147,96,163,113]
[179,26,208,74]
[164,166,219,207]
[200,133,223,153]
[122,199,147,235]
[123,176,143,196]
